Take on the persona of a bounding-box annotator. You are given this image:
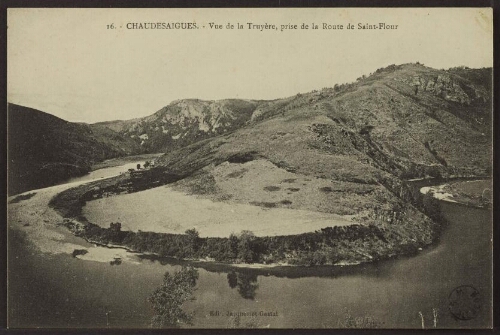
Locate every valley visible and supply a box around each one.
[35,63,489,267]
[7,104,145,195]
[7,62,493,327]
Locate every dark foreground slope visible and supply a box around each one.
[7,103,143,195]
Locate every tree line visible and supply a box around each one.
[68,196,441,267]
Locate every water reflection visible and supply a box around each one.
[227,271,259,300]
[8,198,492,328]
[136,253,391,280]
[227,271,238,289]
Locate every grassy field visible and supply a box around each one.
[82,184,355,238]
[173,159,378,216]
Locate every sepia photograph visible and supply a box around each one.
[6,8,493,329]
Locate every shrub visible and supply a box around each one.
[422,192,443,221]
[148,266,199,328]
[238,231,257,263]
[264,186,280,191]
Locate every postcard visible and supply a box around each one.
[7,8,493,329]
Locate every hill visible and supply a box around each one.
[7,103,143,195]
[156,63,491,182]
[94,98,287,153]
[96,64,492,178]
[94,99,260,152]
[152,63,491,241]
[49,63,492,265]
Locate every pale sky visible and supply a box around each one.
[7,8,493,123]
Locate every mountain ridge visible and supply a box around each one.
[154,63,491,178]
[8,63,491,196]
[94,63,491,159]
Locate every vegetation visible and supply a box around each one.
[49,63,490,267]
[8,192,37,204]
[71,249,88,258]
[148,266,199,328]
[63,193,441,266]
[336,308,383,328]
[421,192,443,222]
[446,66,492,94]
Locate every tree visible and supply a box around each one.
[148,266,199,328]
[238,230,256,263]
[144,160,151,168]
[108,222,122,243]
[229,233,239,258]
[185,228,200,254]
[422,192,442,221]
[110,222,121,233]
[137,163,141,170]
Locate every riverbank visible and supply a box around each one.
[9,182,492,329]
[7,162,150,265]
[420,179,492,209]
[62,219,365,270]
[90,153,164,171]
[49,163,443,267]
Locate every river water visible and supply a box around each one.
[7,166,492,329]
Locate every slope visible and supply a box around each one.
[50,63,492,265]
[95,99,266,153]
[151,63,491,233]
[7,103,143,195]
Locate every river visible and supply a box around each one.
[7,163,492,329]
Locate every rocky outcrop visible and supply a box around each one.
[400,73,488,105]
[95,99,261,152]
